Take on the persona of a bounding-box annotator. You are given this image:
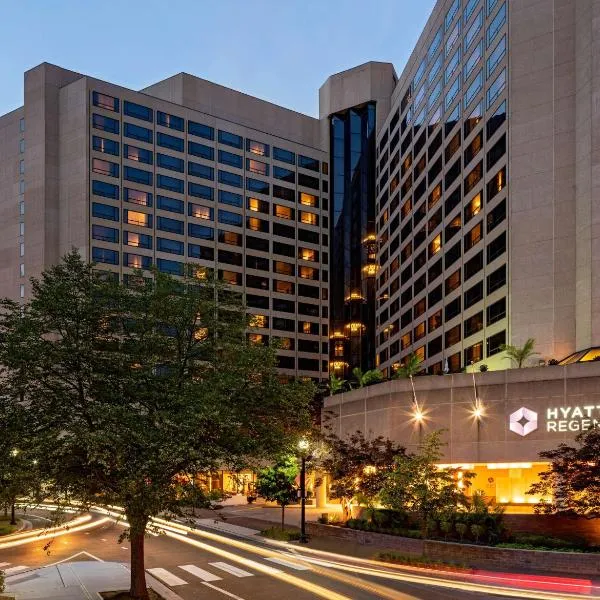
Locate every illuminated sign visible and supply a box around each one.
[509,407,538,437]
[546,406,600,432]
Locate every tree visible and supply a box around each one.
[320,431,405,521]
[0,252,313,600]
[379,431,472,535]
[500,338,539,368]
[528,427,600,518]
[255,456,299,529]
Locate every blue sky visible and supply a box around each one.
[0,0,436,117]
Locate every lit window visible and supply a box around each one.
[125,210,151,228]
[274,280,294,294]
[92,158,119,178]
[188,203,212,220]
[429,234,442,256]
[246,159,269,176]
[274,204,293,220]
[299,266,317,280]
[299,192,318,207]
[465,193,482,221]
[93,91,119,112]
[299,211,318,226]
[299,248,317,262]
[246,139,269,157]
[303,322,311,334]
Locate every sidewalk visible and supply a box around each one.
[4,561,180,600]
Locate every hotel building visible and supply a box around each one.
[1,0,599,387]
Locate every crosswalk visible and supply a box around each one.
[0,563,30,575]
[147,555,310,587]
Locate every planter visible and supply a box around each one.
[306,522,600,577]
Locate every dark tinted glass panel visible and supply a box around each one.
[188,244,214,261]
[157,132,184,152]
[124,122,152,143]
[124,144,152,164]
[157,174,183,193]
[189,121,214,140]
[188,182,214,200]
[218,209,243,226]
[124,101,153,122]
[92,202,119,221]
[157,258,183,275]
[93,91,119,112]
[188,223,214,240]
[92,247,119,265]
[92,224,119,243]
[298,173,319,190]
[247,236,269,252]
[157,153,184,173]
[273,147,295,164]
[93,136,119,156]
[157,195,184,214]
[157,238,184,255]
[157,216,184,235]
[219,170,243,188]
[157,111,184,131]
[299,155,319,171]
[218,130,243,149]
[219,190,243,207]
[93,114,119,134]
[188,161,214,180]
[188,141,214,160]
[247,178,269,194]
[92,180,119,200]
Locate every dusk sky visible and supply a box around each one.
[0,0,436,117]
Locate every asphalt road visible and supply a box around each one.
[0,511,587,600]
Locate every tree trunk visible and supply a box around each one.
[127,511,149,600]
[10,502,16,526]
[281,504,285,530]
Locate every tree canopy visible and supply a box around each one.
[0,251,313,599]
[255,455,299,529]
[320,431,405,520]
[528,427,600,518]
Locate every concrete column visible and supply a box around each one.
[315,472,328,508]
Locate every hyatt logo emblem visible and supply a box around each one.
[509,407,538,437]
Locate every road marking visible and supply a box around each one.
[265,556,311,571]
[179,564,222,582]
[209,562,254,578]
[202,581,247,599]
[146,568,188,586]
[5,566,28,574]
[121,546,128,550]
[0,562,10,568]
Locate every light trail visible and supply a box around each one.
[0,515,109,550]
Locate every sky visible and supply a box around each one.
[0,0,437,118]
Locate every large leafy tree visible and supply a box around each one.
[528,427,600,517]
[255,456,299,529]
[0,252,312,600]
[320,431,405,521]
[380,431,472,534]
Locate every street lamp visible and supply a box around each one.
[297,438,310,543]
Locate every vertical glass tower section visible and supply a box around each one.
[330,102,377,378]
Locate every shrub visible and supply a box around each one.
[509,534,585,551]
[374,551,469,571]
[455,522,468,541]
[479,364,488,372]
[547,359,559,366]
[260,527,301,541]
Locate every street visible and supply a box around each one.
[2,509,594,600]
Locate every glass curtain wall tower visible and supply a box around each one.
[329,103,377,378]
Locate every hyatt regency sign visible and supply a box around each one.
[510,405,600,436]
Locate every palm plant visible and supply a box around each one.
[329,373,346,395]
[500,338,538,368]
[352,367,364,388]
[393,353,422,405]
[352,367,384,388]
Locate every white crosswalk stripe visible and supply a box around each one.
[5,566,28,575]
[0,563,10,568]
[209,562,254,578]
[265,556,311,571]
[179,564,222,582]
[146,568,188,586]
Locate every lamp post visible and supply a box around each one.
[297,438,310,543]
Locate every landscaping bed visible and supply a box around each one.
[100,590,164,600]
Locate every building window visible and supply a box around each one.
[220,270,242,286]
[218,170,243,188]
[464,281,484,308]
[445,48,461,85]
[218,130,243,149]
[487,134,506,170]
[247,197,269,213]
[19,118,25,132]
[274,204,294,220]
[299,211,318,226]
[93,136,120,156]
[124,122,152,143]
[246,158,269,176]
[487,330,506,356]
[188,244,214,261]
[157,238,184,255]
[124,188,152,207]
[188,140,214,160]
[157,153,184,173]
[124,100,153,122]
[92,158,119,178]
[124,232,153,249]
[246,139,269,157]
[19,242,25,257]
[464,8,483,50]
[92,202,119,221]
[464,312,484,337]
[188,203,213,220]
[487,297,506,325]
[157,132,184,152]
[219,150,243,169]
[19,263,24,277]
[92,224,119,243]
[157,111,184,131]
[92,247,119,265]
[124,166,152,186]
[487,264,506,293]
[464,70,483,108]
[487,231,506,263]
[124,210,152,228]
[487,100,506,140]
[464,131,483,164]
[157,195,184,214]
[246,178,269,195]
[464,161,483,193]
[187,161,214,181]
[487,2,506,47]
[445,324,461,347]
[218,209,243,227]
[445,77,461,110]
[445,22,460,57]
[299,155,319,172]
[93,114,119,135]
[246,217,269,233]
[273,147,295,164]
[445,0,460,30]
[487,68,506,108]
[464,340,483,364]
[464,222,482,251]
[93,91,119,112]
[124,144,152,164]
[188,121,214,140]
[464,193,482,223]
[188,223,214,240]
[92,180,119,200]
[188,182,214,201]
[156,216,184,235]
[157,174,184,194]
[464,101,483,137]
[487,35,506,78]
[157,258,183,276]
[487,166,506,201]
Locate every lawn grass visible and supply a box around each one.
[260,527,302,541]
